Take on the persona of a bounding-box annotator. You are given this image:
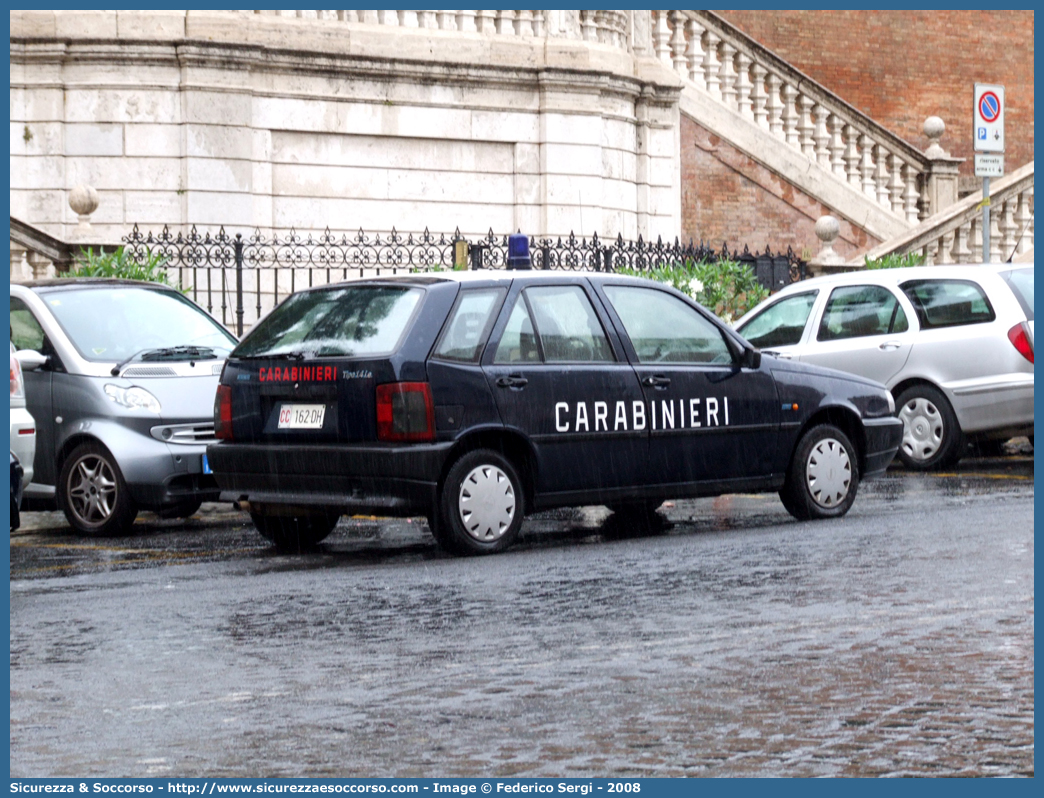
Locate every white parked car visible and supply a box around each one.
[10,341,37,488]
[735,264,1034,470]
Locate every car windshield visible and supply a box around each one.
[40,286,237,362]
[234,285,424,359]
[1000,268,1034,320]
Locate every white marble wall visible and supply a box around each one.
[10,10,682,245]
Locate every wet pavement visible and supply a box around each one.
[9,456,1034,777]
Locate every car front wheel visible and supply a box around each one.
[780,424,859,521]
[895,384,962,470]
[59,442,138,536]
[435,449,524,556]
[250,505,340,551]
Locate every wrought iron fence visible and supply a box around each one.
[122,225,806,335]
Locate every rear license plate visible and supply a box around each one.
[278,403,326,430]
[201,454,212,474]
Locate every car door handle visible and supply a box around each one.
[496,375,528,389]
[641,375,671,388]
[879,341,902,351]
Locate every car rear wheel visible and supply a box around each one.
[59,442,138,536]
[250,505,340,551]
[780,424,859,521]
[435,449,524,556]
[895,384,962,470]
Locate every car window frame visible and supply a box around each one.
[9,295,65,371]
[233,282,426,360]
[736,288,821,350]
[898,277,997,331]
[429,286,508,365]
[593,280,741,368]
[815,283,911,343]
[482,278,627,367]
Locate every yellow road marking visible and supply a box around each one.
[929,472,1033,480]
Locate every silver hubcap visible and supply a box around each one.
[805,437,852,508]
[67,454,118,527]
[899,396,944,462]
[458,464,516,542]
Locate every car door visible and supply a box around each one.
[482,280,648,497]
[9,296,59,485]
[597,282,781,486]
[798,283,915,385]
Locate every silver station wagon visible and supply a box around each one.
[736,264,1034,470]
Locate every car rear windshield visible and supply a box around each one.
[38,286,236,362]
[899,279,995,329]
[234,285,423,359]
[999,268,1033,320]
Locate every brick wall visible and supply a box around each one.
[680,115,879,263]
[717,10,1034,184]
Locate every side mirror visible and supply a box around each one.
[743,348,761,370]
[15,349,49,372]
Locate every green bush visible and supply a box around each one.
[62,246,179,289]
[618,258,769,324]
[864,251,926,270]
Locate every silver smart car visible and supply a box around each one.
[10,279,237,535]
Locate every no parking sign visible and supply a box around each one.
[973,83,1004,153]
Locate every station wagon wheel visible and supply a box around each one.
[894,384,962,471]
[436,449,524,556]
[780,424,859,521]
[58,442,138,536]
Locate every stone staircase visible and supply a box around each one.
[651,9,1032,265]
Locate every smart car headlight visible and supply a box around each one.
[886,390,895,415]
[104,383,162,413]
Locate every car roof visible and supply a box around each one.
[292,269,654,292]
[775,264,1022,294]
[14,278,180,293]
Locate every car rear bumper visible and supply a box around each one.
[862,416,904,478]
[948,375,1034,435]
[207,441,456,516]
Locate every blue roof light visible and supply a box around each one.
[507,233,531,270]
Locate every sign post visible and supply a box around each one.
[973,83,1005,262]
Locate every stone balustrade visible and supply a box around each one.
[249,10,631,49]
[848,161,1034,266]
[654,10,961,223]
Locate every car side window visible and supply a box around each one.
[524,285,615,363]
[817,285,909,342]
[737,291,818,348]
[432,288,505,363]
[10,297,47,352]
[900,279,996,329]
[493,295,541,364]
[603,285,734,365]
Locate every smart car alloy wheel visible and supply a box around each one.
[59,442,138,536]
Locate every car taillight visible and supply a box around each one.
[1007,322,1034,364]
[10,350,24,399]
[214,384,234,440]
[376,382,435,442]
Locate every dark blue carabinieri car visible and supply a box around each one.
[208,268,902,555]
